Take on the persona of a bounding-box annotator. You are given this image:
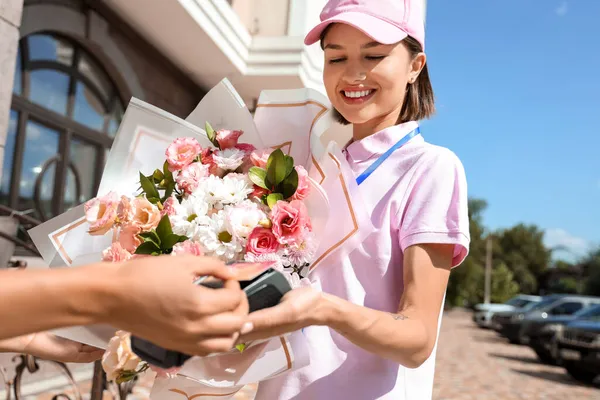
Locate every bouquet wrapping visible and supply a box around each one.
[28,79,375,399]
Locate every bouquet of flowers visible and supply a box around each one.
[86,123,319,382]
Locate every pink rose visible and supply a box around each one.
[161,196,178,217]
[291,166,310,200]
[215,130,243,150]
[117,196,132,224]
[130,197,161,231]
[172,241,204,256]
[102,242,132,263]
[246,227,280,256]
[250,149,273,168]
[118,224,141,253]
[270,200,311,245]
[85,192,119,235]
[176,162,209,194]
[166,137,202,172]
[202,153,224,177]
[250,186,270,200]
[235,143,256,153]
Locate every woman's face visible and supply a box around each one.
[322,24,423,127]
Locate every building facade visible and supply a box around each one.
[0,0,328,224]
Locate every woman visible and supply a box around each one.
[239,1,470,399]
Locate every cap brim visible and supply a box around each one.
[304,12,408,46]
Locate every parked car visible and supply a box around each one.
[492,294,566,340]
[526,304,600,365]
[493,294,600,344]
[556,317,600,384]
[472,294,542,328]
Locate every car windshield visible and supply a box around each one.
[574,304,600,320]
[505,298,532,308]
[525,296,562,311]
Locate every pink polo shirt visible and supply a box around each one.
[256,121,470,400]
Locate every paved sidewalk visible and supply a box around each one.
[13,309,600,399]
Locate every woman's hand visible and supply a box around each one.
[0,333,103,363]
[238,287,327,342]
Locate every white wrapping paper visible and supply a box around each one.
[28,79,374,398]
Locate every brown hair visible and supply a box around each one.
[320,28,435,125]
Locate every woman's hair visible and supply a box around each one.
[320,27,435,125]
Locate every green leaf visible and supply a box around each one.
[205,121,218,147]
[147,197,160,204]
[156,215,173,241]
[152,169,164,183]
[280,168,298,199]
[235,343,247,353]
[248,167,268,189]
[266,149,288,187]
[134,241,161,255]
[161,183,174,203]
[266,193,284,209]
[139,172,160,200]
[163,160,174,182]
[284,155,294,177]
[162,234,187,250]
[138,231,161,247]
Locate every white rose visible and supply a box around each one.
[225,201,267,240]
[102,331,142,382]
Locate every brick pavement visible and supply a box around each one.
[16,309,600,399]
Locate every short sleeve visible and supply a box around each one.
[397,147,470,268]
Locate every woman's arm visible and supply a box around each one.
[239,243,453,368]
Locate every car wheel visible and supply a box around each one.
[565,365,598,384]
[533,348,557,365]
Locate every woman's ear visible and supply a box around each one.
[409,53,427,84]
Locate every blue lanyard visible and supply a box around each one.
[355,127,421,186]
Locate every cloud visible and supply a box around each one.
[555,1,568,16]
[544,228,590,260]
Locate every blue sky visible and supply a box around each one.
[421,0,600,261]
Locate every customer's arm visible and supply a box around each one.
[0,256,251,357]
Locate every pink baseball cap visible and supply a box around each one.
[304,0,425,49]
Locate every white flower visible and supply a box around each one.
[212,148,245,171]
[221,173,253,205]
[170,194,210,237]
[225,200,267,241]
[195,210,244,261]
[193,175,225,209]
[281,229,318,268]
[102,331,142,382]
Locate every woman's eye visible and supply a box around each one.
[328,58,346,64]
[365,55,386,61]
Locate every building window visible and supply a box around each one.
[1,33,124,221]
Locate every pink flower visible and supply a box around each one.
[235,143,256,153]
[250,149,273,168]
[250,186,270,200]
[172,241,204,256]
[117,196,133,225]
[202,153,224,177]
[246,227,280,256]
[102,242,132,263]
[161,196,178,217]
[176,162,209,194]
[130,197,161,231]
[85,192,119,235]
[215,130,244,150]
[291,166,310,200]
[270,200,311,245]
[166,137,202,172]
[118,224,141,253]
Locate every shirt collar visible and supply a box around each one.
[345,121,420,163]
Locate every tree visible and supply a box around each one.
[582,247,600,296]
[490,262,520,303]
[494,224,551,294]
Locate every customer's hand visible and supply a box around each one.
[0,333,103,363]
[104,255,251,356]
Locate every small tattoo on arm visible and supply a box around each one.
[391,313,408,320]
